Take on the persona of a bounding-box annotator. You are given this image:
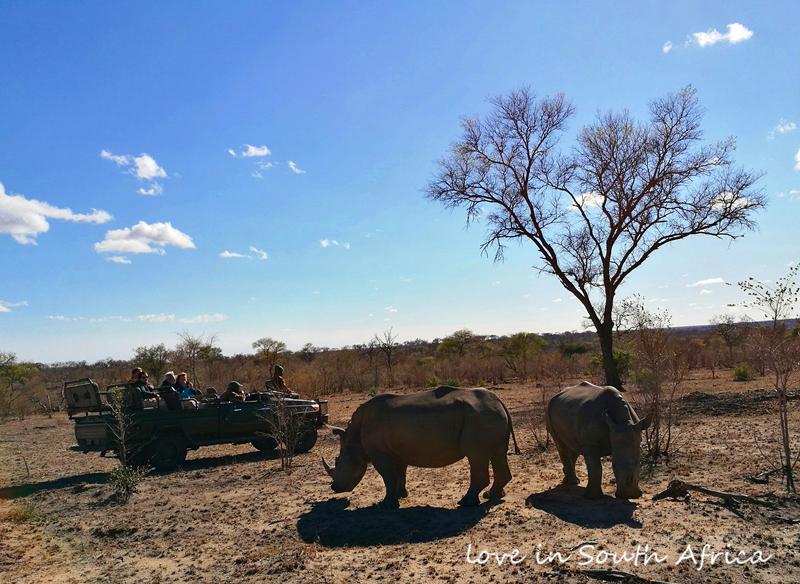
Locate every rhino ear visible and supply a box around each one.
[602,410,618,430]
[635,413,653,432]
[327,424,347,438]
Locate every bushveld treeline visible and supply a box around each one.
[0,315,784,422]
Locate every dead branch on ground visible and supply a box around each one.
[653,478,776,508]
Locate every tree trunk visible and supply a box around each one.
[598,327,623,390]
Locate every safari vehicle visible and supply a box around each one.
[63,378,328,470]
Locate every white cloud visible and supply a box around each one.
[137,313,175,323]
[227,149,237,157]
[94,221,195,256]
[179,313,228,324]
[0,300,27,313]
[320,239,331,247]
[662,41,673,54]
[100,149,132,166]
[88,315,132,323]
[687,277,724,287]
[220,251,249,258]
[568,190,604,210]
[47,315,82,322]
[768,119,796,140]
[0,182,112,245]
[106,256,132,264]
[137,183,163,196]
[258,161,274,169]
[711,191,751,211]
[252,171,263,179]
[795,148,800,171]
[132,154,167,180]
[693,23,753,47]
[242,145,271,157]
[385,306,398,313]
[553,298,562,303]
[250,246,268,260]
[700,289,714,295]
[287,161,305,174]
[344,243,350,249]
[790,190,800,201]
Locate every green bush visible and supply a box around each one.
[477,379,486,387]
[108,465,146,502]
[733,363,757,382]
[590,349,632,380]
[426,376,440,387]
[368,386,379,396]
[444,378,461,387]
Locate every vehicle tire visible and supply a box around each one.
[152,434,187,470]
[251,437,278,451]
[294,426,318,454]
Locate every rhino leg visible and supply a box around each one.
[552,434,580,486]
[398,464,408,499]
[487,448,512,500]
[459,455,490,506]
[582,447,604,500]
[371,454,403,509]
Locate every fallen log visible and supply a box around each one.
[653,478,776,508]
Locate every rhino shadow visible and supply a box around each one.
[526,486,642,529]
[296,498,488,547]
[0,472,110,499]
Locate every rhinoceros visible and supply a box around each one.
[322,386,519,508]
[546,382,652,500]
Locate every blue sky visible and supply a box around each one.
[1,2,798,362]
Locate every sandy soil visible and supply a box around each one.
[2,370,799,584]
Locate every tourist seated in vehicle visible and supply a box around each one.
[131,371,166,409]
[161,371,178,389]
[264,365,292,395]
[176,372,200,399]
[129,367,143,384]
[157,371,180,410]
[220,381,246,402]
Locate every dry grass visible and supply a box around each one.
[0,368,798,583]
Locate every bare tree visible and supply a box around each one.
[619,297,688,458]
[710,314,752,366]
[427,86,765,389]
[174,331,219,387]
[373,328,399,387]
[733,265,800,492]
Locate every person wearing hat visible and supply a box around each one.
[220,381,246,402]
[265,365,291,395]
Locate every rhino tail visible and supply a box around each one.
[500,400,520,455]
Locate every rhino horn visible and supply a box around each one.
[326,424,347,438]
[635,413,654,432]
[322,456,333,476]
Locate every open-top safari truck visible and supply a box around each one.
[63,378,328,469]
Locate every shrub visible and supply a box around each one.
[426,376,440,387]
[108,465,146,502]
[733,363,757,382]
[444,378,461,387]
[7,500,43,524]
[590,349,632,381]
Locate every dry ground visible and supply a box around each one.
[2,369,799,584]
